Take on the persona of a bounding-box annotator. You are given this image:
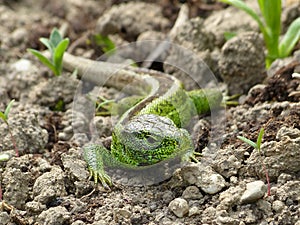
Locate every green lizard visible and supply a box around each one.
[63,52,222,188]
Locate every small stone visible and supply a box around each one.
[92,220,107,225]
[61,153,89,181]
[71,220,86,225]
[114,208,131,219]
[188,206,200,217]
[182,186,203,200]
[181,164,226,194]
[33,166,67,205]
[2,167,32,209]
[58,132,72,141]
[272,200,285,212]
[218,32,266,95]
[11,59,32,72]
[96,2,169,38]
[162,190,174,204]
[0,212,10,225]
[240,181,267,204]
[257,199,272,216]
[216,215,239,224]
[168,198,189,218]
[25,201,46,215]
[11,28,28,44]
[37,206,71,225]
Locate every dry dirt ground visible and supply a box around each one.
[0,0,299,225]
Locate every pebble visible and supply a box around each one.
[240,181,267,204]
[114,208,131,219]
[272,200,285,212]
[182,186,203,200]
[0,212,10,225]
[181,164,226,194]
[188,206,200,217]
[71,220,86,225]
[168,198,189,218]
[11,27,28,44]
[37,206,71,225]
[25,201,46,215]
[162,190,174,204]
[32,166,67,205]
[10,59,32,72]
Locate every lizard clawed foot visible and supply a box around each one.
[88,168,112,190]
[190,152,201,163]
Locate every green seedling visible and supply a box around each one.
[93,34,116,54]
[0,99,18,158]
[238,128,271,196]
[224,31,237,41]
[219,0,300,68]
[27,28,69,76]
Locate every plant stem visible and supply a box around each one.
[7,124,19,157]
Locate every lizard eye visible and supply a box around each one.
[146,136,157,144]
[132,131,160,145]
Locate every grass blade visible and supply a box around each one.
[4,99,15,118]
[279,17,300,57]
[256,128,264,150]
[258,0,281,37]
[0,111,7,122]
[258,0,281,58]
[219,0,265,32]
[237,136,257,149]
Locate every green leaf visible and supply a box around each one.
[39,37,54,52]
[279,17,300,57]
[50,28,63,47]
[53,38,69,76]
[4,99,15,118]
[256,127,264,151]
[237,136,257,149]
[0,111,7,122]
[258,0,281,37]
[258,0,281,58]
[27,49,58,75]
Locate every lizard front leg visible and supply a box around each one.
[83,144,113,189]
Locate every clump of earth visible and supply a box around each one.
[0,0,299,225]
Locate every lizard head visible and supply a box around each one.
[111,114,193,166]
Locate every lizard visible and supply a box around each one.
[62,52,223,188]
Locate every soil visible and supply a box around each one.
[0,0,300,225]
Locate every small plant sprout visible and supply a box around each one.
[0,99,19,157]
[92,34,116,54]
[219,0,300,68]
[237,128,271,196]
[27,28,69,76]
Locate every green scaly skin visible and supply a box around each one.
[63,52,222,188]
